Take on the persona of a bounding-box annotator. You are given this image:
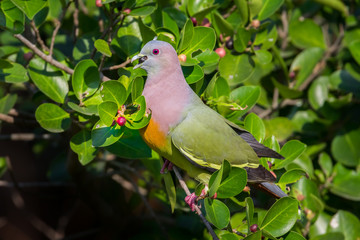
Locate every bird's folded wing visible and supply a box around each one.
[170,107,259,171]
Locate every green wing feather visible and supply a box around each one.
[170,105,259,170]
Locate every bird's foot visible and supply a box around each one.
[185,185,217,212]
[160,159,174,174]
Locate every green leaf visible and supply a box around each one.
[331,128,360,167]
[234,27,251,53]
[318,152,333,178]
[260,197,299,237]
[311,233,344,240]
[245,197,254,232]
[258,0,284,21]
[0,94,17,114]
[330,163,360,201]
[0,59,27,83]
[275,140,307,169]
[91,120,124,147]
[271,79,302,99]
[35,103,71,133]
[278,169,307,188]
[161,157,176,213]
[182,65,204,84]
[244,231,261,240]
[204,198,230,229]
[182,27,216,56]
[0,0,24,33]
[106,129,151,159]
[329,70,360,97]
[328,210,360,240]
[308,77,329,109]
[313,0,348,16]
[116,16,142,56]
[137,18,157,44]
[98,101,118,126]
[28,57,68,104]
[67,102,98,116]
[263,117,295,142]
[209,160,226,197]
[10,0,47,20]
[101,80,127,108]
[220,233,241,240]
[289,19,326,49]
[73,36,97,61]
[244,113,265,142]
[216,167,247,198]
[72,59,100,101]
[163,11,179,42]
[130,5,156,16]
[348,40,360,66]
[309,211,332,238]
[131,77,144,102]
[228,86,261,119]
[125,96,151,130]
[212,11,234,37]
[292,178,323,211]
[255,50,272,65]
[178,18,194,52]
[219,54,254,86]
[284,231,306,240]
[290,48,325,88]
[70,130,97,165]
[94,39,112,57]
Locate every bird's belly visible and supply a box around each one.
[139,118,169,154]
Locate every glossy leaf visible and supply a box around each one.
[348,40,360,65]
[98,101,118,126]
[72,59,100,101]
[255,50,272,65]
[278,169,307,188]
[328,210,360,240]
[234,27,251,52]
[182,27,216,56]
[284,231,306,240]
[10,0,47,19]
[70,130,97,165]
[160,157,176,213]
[308,77,329,109]
[244,113,265,142]
[178,18,194,52]
[292,178,323,211]
[94,39,112,57]
[219,54,254,86]
[28,58,68,104]
[116,16,142,56]
[91,120,124,147]
[137,18,157,44]
[229,86,261,119]
[330,163,360,201]
[0,94,17,114]
[244,231,261,240]
[204,198,230,229]
[0,0,24,33]
[131,77,144,102]
[289,19,326,49]
[260,197,299,237]
[67,102,98,116]
[263,117,295,142]
[101,80,127,108]
[130,5,156,16]
[245,197,254,232]
[331,128,360,167]
[258,0,284,21]
[35,103,71,133]
[182,65,204,84]
[275,140,307,169]
[216,167,247,198]
[318,152,333,178]
[212,11,233,36]
[209,160,226,197]
[272,79,302,99]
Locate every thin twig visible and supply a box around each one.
[30,20,49,52]
[173,166,219,240]
[0,133,56,141]
[279,10,289,50]
[73,0,80,43]
[102,59,131,71]
[14,34,74,74]
[49,2,70,57]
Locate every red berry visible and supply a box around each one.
[202,18,210,27]
[178,54,186,62]
[289,71,296,79]
[190,17,197,26]
[95,0,102,7]
[251,19,260,28]
[250,224,258,232]
[123,8,131,14]
[23,52,33,61]
[215,48,226,58]
[116,117,126,126]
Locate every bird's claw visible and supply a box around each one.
[185,193,198,212]
[160,159,174,174]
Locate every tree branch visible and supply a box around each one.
[102,59,131,71]
[172,166,219,240]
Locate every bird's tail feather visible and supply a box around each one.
[256,182,287,198]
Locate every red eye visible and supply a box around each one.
[153,49,159,55]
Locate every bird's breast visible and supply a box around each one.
[139,118,169,153]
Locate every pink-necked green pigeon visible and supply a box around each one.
[131,40,286,208]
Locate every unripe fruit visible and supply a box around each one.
[289,71,296,79]
[95,0,102,7]
[267,161,272,169]
[190,17,197,26]
[251,19,260,28]
[123,8,131,14]
[178,54,186,62]
[243,186,250,192]
[215,48,226,58]
[202,18,210,27]
[23,52,34,61]
[250,224,258,232]
[116,116,126,126]
[225,39,234,50]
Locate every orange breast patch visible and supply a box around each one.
[139,118,168,152]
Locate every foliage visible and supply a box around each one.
[0,0,360,239]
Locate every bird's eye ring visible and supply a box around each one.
[153,49,159,55]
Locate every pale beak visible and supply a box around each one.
[131,54,147,69]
